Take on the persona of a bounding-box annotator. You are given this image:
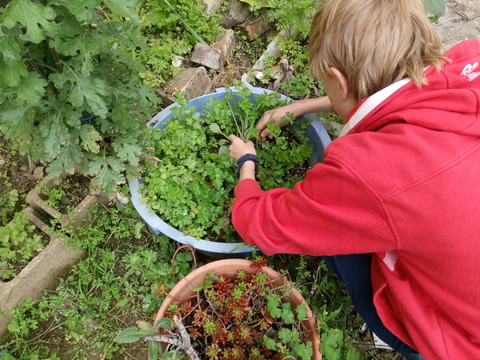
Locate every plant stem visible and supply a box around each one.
[25,52,57,96]
[227,98,243,140]
[47,38,63,73]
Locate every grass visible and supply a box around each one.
[0,177,401,359]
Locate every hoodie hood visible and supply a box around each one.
[340,39,480,138]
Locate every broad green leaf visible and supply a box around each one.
[238,0,271,9]
[296,341,313,360]
[263,335,277,351]
[39,110,73,160]
[281,302,295,324]
[0,0,56,43]
[320,328,344,360]
[115,298,129,307]
[112,136,143,166]
[296,303,308,321]
[423,0,445,16]
[0,27,22,66]
[277,328,292,343]
[209,123,222,134]
[113,328,155,343]
[89,154,126,194]
[103,0,140,22]
[12,72,47,106]
[1,58,27,87]
[155,318,173,329]
[346,347,362,360]
[78,124,101,153]
[47,143,83,177]
[51,20,105,75]
[218,146,230,156]
[148,341,162,360]
[0,105,35,140]
[51,68,110,118]
[50,0,99,22]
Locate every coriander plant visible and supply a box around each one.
[141,84,313,242]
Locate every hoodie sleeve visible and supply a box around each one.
[232,156,398,256]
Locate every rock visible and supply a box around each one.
[435,0,480,50]
[199,0,223,13]
[220,0,251,28]
[33,166,44,180]
[164,66,212,101]
[190,42,226,72]
[213,29,237,59]
[240,11,272,41]
[114,191,129,208]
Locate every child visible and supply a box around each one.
[227,0,480,359]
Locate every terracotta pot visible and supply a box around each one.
[154,259,322,359]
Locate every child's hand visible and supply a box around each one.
[256,106,294,141]
[228,135,256,162]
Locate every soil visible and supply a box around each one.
[38,173,93,214]
[0,138,42,217]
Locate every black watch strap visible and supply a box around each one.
[235,154,259,177]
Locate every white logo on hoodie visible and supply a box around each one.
[461,62,480,81]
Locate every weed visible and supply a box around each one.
[3,204,192,360]
[0,212,47,281]
[139,0,223,86]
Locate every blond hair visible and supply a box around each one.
[309,0,448,100]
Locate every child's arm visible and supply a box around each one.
[256,96,333,141]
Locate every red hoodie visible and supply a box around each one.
[232,39,480,359]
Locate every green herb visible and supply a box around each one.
[141,83,313,242]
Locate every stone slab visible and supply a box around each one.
[199,0,223,13]
[220,0,250,28]
[165,66,212,101]
[213,29,237,59]
[190,43,226,72]
[240,11,272,41]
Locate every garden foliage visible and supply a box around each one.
[115,257,315,360]
[0,0,158,194]
[141,85,313,242]
[139,0,223,86]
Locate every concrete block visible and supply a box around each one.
[0,207,84,343]
[213,29,237,59]
[25,176,110,232]
[190,43,226,72]
[220,0,251,28]
[165,66,212,100]
[0,176,114,343]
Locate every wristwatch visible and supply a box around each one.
[235,154,259,177]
